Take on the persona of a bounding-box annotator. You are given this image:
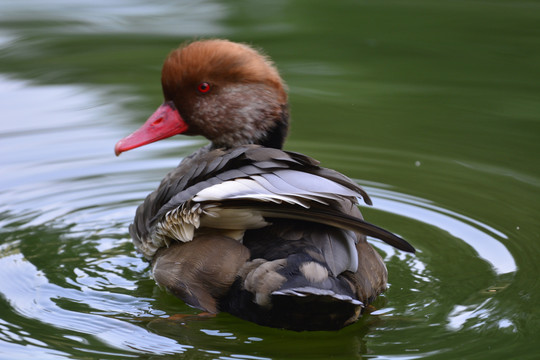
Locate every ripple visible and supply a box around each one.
[0,248,191,355]
[366,187,517,275]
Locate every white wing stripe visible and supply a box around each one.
[272,170,359,197]
[192,169,359,207]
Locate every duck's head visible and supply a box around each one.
[115,39,289,155]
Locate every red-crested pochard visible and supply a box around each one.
[115,39,414,331]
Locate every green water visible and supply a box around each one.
[1,1,539,359]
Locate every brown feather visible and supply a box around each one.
[152,234,250,313]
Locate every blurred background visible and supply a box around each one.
[0,0,539,359]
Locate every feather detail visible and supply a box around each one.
[217,202,415,253]
[131,145,414,261]
[272,287,363,306]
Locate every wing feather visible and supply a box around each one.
[131,145,415,261]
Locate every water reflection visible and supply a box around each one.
[0,0,229,36]
[0,246,191,355]
[367,187,516,275]
[447,299,516,333]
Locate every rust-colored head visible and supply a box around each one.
[115,39,289,155]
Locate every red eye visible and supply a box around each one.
[197,82,211,93]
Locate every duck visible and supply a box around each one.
[114,39,415,331]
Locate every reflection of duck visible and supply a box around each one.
[115,39,414,331]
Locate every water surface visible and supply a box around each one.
[1,1,539,359]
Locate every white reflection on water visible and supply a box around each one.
[0,250,191,355]
[0,75,130,186]
[367,188,517,275]
[447,299,517,333]
[0,0,229,36]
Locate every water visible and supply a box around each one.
[1,1,539,359]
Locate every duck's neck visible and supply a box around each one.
[210,105,290,150]
[258,106,289,149]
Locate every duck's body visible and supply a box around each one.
[115,39,414,331]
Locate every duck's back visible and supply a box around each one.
[129,145,411,330]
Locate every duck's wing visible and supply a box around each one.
[131,145,414,260]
